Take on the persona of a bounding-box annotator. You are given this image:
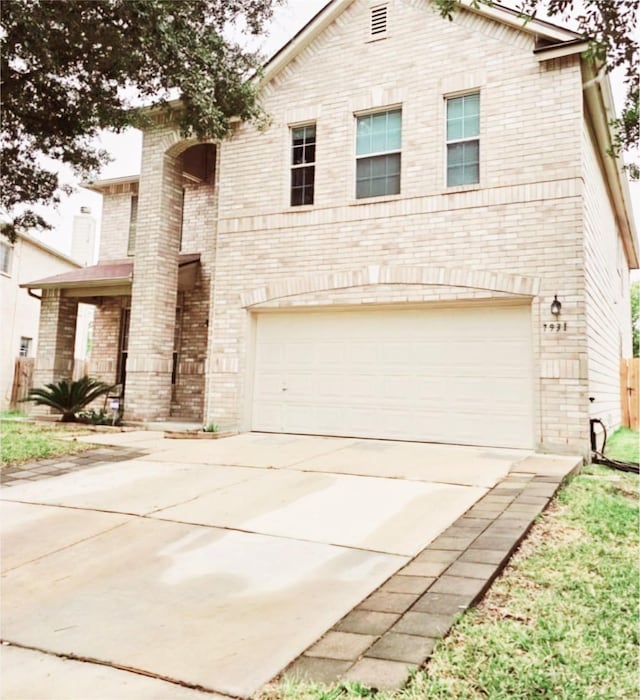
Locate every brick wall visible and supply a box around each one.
[170,179,217,420]
[124,132,183,420]
[89,143,217,421]
[89,296,128,384]
[98,183,138,261]
[202,0,590,454]
[90,0,633,454]
[31,290,78,417]
[118,125,217,421]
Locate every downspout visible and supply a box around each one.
[28,288,42,301]
[590,418,639,474]
[581,64,605,91]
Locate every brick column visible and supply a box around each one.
[31,290,78,416]
[124,139,184,421]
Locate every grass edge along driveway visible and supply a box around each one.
[0,417,95,468]
[258,460,639,700]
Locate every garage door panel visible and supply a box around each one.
[346,407,381,433]
[347,374,382,400]
[253,373,283,397]
[253,401,284,431]
[284,343,315,368]
[311,405,345,432]
[313,342,346,365]
[312,377,346,401]
[252,306,533,449]
[380,375,414,399]
[256,343,284,366]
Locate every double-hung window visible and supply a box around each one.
[356,109,402,198]
[19,337,31,357]
[127,195,138,255]
[446,93,480,187]
[291,124,316,206]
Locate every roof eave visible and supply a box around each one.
[260,0,582,88]
[82,175,140,193]
[534,39,590,62]
[260,0,353,87]
[13,233,82,268]
[582,62,639,269]
[19,277,130,291]
[459,0,580,42]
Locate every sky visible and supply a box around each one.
[31,0,639,269]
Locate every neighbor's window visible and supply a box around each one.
[446,93,480,187]
[291,124,316,206]
[19,337,32,357]
[0,240,12,275]
[356,109,401,198]
[127,195,138,256]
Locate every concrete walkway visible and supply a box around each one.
[0,432,581,698]
[284,454,578,689]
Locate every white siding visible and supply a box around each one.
[582,122,632,431]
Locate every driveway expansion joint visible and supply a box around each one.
[0,639,233,698]
[282,455,581,691]
[2,436,581,696]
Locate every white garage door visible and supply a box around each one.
[252,305,533,449]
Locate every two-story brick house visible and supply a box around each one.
[24,0,638,457]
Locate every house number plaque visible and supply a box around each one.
[543,322,567,332]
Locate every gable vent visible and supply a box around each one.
[370,4,388,37]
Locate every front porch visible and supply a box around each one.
[21,253,206,422]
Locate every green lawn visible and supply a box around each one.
[606,427,639,464]
[259,466,639,700]
[0,419,94,467]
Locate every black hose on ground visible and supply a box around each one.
[590,418,639,474]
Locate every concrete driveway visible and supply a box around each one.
[1,432,533,699]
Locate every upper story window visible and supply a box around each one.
[19,337,31,357]
[127,195,138,256]
[356,108,402,199]
[291,124,316,206]
[446,93,480,187]
[0,240,12,275]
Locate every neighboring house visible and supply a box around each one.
[0,232,89,409]
[24,0,638,457]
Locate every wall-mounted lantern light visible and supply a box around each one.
[550,295,562,317]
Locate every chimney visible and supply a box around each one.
[71,208,97,266]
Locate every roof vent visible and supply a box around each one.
[370,4,388,38]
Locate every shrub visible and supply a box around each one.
[77,407,122,426]
[24,377,116,422]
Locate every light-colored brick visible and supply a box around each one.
[36,0,633,453]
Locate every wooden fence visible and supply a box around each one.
[10,357,89,409]
[10,357,35,409]
[620,358,639,430]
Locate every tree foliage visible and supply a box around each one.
[25,377,117,422]
[434,0,639,178]
[1,0,638,244]
[0,0,279,241]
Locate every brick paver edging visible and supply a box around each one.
[285,464,579,691]
[0,446,147,487]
